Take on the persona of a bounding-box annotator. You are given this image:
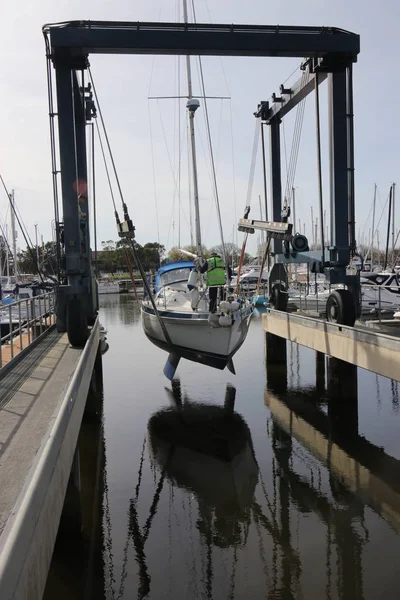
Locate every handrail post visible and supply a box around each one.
[18,301,22,352]
[26,300,31,345]
[9,305,14,359]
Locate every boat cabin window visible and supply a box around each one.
[389,274,400,290]
[18,293,31,299]
[159,267,192,287]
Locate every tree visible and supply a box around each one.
[210,242,242,266]
[98,240,118,273]
[40,241,59,276]
[143,243,165,270]
[17,247,36,274]
[167,244,209,263]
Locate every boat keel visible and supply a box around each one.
[163,352,181,381]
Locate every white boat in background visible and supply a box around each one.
[289,271,400,315]
[232,267,268,289]
[359,271,400,313]
[141,4,253,378]
[97,279,120,295]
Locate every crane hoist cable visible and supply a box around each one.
[315,71,325,264]
[234,122,260,293]
[88,68,173,346]
[283,69,309,208]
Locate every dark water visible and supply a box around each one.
[45,294,400,599]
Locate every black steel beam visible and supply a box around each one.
[328,69,349,267]
[55,65,82,277]
[46,21,360,60]
[264,70,328,122]
[269,119,282,254]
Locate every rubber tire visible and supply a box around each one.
[67,296,89,347]
[326,289,356,326]
[270,284,288,312]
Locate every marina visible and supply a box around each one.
[0,2,400,599]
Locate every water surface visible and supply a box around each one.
[46,294,400,599]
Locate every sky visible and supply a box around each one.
[0,0,399,258]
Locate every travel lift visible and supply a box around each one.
[43,21,360,346]
[241,55,362,326]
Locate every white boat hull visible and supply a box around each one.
[141,303,253,370]
[98,282,120,295]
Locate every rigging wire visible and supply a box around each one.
[178,55,182,248]
[373,188,391,241]
[90,71,173,345]
[187,119,194,246]
[246,120,261,208]
[198,0,238,249]
[148,103,161,254]
[94,120,118,213]
[88,67,126,214]
[15,201,36,254]
[0,176,45,284]
[155,99,191,233]
[197,58,227,257]
[94,119,140,302]
[191,0,227,264]
[0,220,13,276]
[229,101,238,249]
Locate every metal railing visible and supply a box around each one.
[0,291,56,369]
[288,283,400,323]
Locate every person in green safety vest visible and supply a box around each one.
[199,252,231,313]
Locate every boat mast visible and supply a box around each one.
[370,183,377,267]
[183,0,202,257]
[5,225,9,277]
[392,181,396,266]
[9,189,18,277]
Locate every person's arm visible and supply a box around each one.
[199,260,208,274]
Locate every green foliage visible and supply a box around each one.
[97,240,165,273]
[17,241,58,276]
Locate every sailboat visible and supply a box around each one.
[141,0,253,378]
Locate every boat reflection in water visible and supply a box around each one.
[147,382,259,549]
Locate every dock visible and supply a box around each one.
[0,319,100,600]
[262,309,400,382]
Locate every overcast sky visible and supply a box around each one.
[0,0,399,258]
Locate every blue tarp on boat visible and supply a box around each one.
[154,261,195,293]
